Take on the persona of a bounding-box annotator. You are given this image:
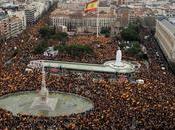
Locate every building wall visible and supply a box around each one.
[155,19,175,65]
[8,10,27,30]
[0,17,10,39]
[9,17,23,37]
[0,22,4,41]
[25,7,36,25]
[117,0,128,5]
[51,15,116,33]
[116,7,131,27]
[0,16,23,40]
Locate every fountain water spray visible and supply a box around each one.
[30,62,58,113]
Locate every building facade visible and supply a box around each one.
[0,20,5,41]
[116,7,138,27]
[0,15,9,41]
[8,16,23,38]
[8,10,27,30]
[25,6,36,25]
[117,0,128,5]
[155,18,175,71]
[0,15,23,40]
[50,9,117,33]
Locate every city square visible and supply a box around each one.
[1,0,175,130]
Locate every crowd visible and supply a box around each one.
[32,35,119,64]
[0,9,175,130]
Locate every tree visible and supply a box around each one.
[126,42,141,55]
[137,52,148,60]
[52,32,68,44]
[144,16,156,29]
[100,27,111,37]
[54,44,93,57]
[54,45,67,53]
[39,26,55,38]
[121,22,141,41]
[68,44,93,56]
[34,41,48,54]
[121,27,139,41]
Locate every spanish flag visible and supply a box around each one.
[84,0,98,12]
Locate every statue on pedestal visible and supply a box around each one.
[115,47,123,67]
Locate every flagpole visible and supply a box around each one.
[96,0,99,37]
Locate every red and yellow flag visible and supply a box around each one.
[84,0,98,12]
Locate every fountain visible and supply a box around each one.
[104,48,136,73]
[0,62,94,116]
[30,63,58,112]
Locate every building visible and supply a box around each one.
[0,20,5,42]
[57,2,85,10]
[50,9,117,33]
[1,3,19,11]
[57,0,89,10]
[8,10,26,30]
[25,6,36,25]
[0,14,10,41]
[117,0,128,5]
[155,18,175,72]
[165,8,175,18]
[99,0,112,14]
[8,16,23,38]
[0,14,23,40]
[116,7,130,27]
[116,6,139,27]
[25,0,54,26]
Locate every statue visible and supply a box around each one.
[115,47,123,66]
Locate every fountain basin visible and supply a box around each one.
[0,91,94,117]
[104,60,136,73]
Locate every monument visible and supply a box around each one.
[30,63,58,112]
[104,48,136,73]
[0,64,94,117]
[115,47,123,67]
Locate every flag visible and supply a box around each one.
[84,0,98,12]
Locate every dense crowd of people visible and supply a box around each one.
[33,35,119,64]
[0,9,175,130]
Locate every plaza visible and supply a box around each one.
[0,0,175,129]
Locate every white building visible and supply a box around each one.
[8,16,23,38]
[0,15,9,41]
[25,5,36,25]
[50,9,117,33]
[155,18,175,71]
[30,2,46,19]
[0,15,23,39]
[24,0,54,25]
[8,10,26,29]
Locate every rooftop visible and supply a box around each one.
[159,18,175,35]
[0,13,8,20]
